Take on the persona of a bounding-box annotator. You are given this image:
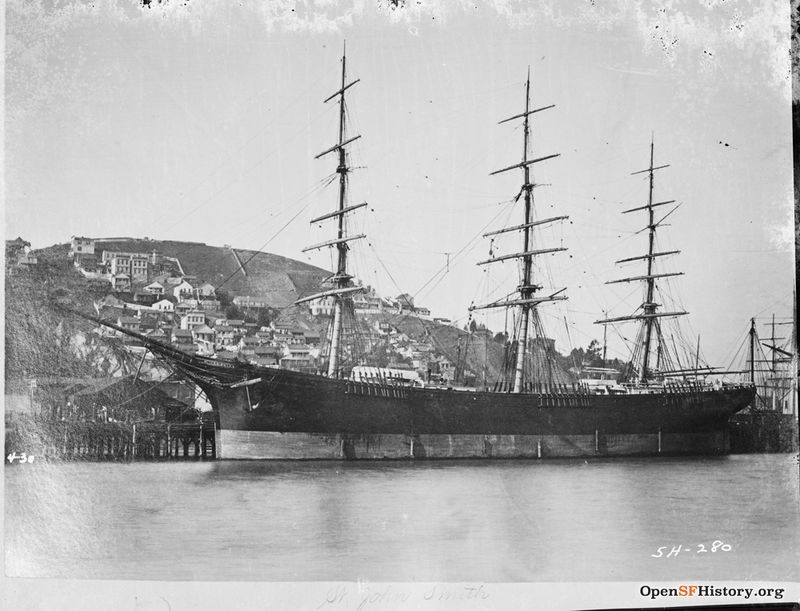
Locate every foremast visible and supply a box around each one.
[595,138,686,383]
[295,45,366,378]
[469,69,566,393]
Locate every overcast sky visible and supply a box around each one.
[5,0,794,367]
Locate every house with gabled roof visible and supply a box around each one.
[214,326,240,349]
[144,281,165,295]
[112,274,131,292]
[145,327,168,342]
[196,283,216,298]
[117,316,141,333]
[70,236,95,257]
[153,299,175,312]
[192,324,215,345]
[173,280,194,301]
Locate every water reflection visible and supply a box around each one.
[5,455,800,581]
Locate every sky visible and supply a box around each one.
[5,0,795,368]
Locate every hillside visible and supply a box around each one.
[5,257,133,384]
[39,238,330,307]
[391,314,574,387]
[7,237,599,389]
[6,238,330,382]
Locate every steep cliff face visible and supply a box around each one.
[5,258,114,383]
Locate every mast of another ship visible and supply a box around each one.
[595,138,686,384]
[469,68,566,393]
[295,44,367,378]
[513,72,537,392]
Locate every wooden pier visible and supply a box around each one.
[6,418,217,461]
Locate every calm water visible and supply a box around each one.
[5,454,800,582]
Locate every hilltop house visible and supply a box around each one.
[70,236,95,257]
[153,299,175,312]
[196,283,216,298]
[5,237,38,273]
[112,274,131,292]
[6,237,30,260]
[144,281,165,295]
[415,306,432,319]
[104,252,149,282]
[173,280,194,301]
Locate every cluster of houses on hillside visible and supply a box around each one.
[309,289,441,321]
[11,235,461,382]
[70,236,197,297]
[106,299,323,370]
[102,288,460,383]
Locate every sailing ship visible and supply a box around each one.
[78,53,755,459]
[746,315,797,415]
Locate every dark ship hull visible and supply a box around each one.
[132,334,755,459]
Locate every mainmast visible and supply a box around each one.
[515,72,535,394]
[469,69,566,393]
[294,45,366,378]
[595,138,686,383]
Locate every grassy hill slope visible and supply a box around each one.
[94,239,329,306]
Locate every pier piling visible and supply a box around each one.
[8,419,217,462]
